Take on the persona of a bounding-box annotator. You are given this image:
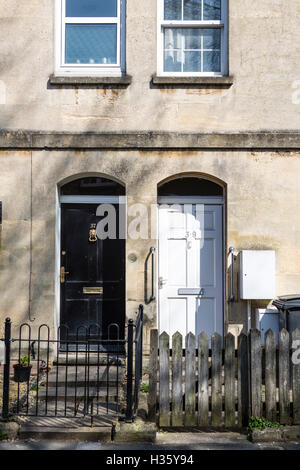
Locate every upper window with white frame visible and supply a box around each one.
[56,0,125,76]
[157,0,228,76]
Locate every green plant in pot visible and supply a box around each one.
[13,356,32,383]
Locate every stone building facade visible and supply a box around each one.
[0,0,300,349]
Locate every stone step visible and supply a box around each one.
[24,398,122,417]
[18,413,119,427]
[18,412,119,442]
[45,366,124,387]
[54,354,125,366]
[37,386,119,401]
[19,425,113,442]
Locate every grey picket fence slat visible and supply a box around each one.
[150,328,300,429]
[159,332,170,426]
[225,333,235,427]
[250,329,262,418]
[238,333,249,427]
[185,332,196,426]
[172,332,183,426]
[148,329,158,422]
[265,329,277,422]
[198,332,209,426]
[211,333,222,426]
[292,329,300,425]
[279,328,291,425]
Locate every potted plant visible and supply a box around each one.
[13,356,32,383]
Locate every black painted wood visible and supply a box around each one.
[60,203,125,349]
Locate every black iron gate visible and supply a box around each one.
[1,305,144,425]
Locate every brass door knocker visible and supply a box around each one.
[89,223,98,243]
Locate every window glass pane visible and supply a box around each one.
[66,0,117,17]
[163,28,221,72]
[164,28,181,49]
[65,24,117,64]
[164,0,182,20]
[203,29,221,49]
[185,29,202,49]
[164,51,182,72]
[183,51,201,72]
[183,0,202,21]
[203,51,220,71]
[203,0,221,20]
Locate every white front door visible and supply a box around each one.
[158,202,224,344]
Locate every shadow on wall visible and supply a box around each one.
[0,148,174,337]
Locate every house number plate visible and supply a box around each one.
[83,287,103,295]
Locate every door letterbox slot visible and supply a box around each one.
[83,287,103,294]
[178,288,205,296]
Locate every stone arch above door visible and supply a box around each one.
[158,173,225,198]
[59,174,125,196]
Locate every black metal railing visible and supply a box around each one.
[145,247,156,304]
[125,304,144,422]
[1,307,144,425]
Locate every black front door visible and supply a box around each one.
[60,203,125,348]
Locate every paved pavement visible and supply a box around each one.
[0,432,300,450]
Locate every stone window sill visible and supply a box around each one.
[49,74,132,87]
[152,74,234,88]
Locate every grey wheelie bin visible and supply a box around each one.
[273,295,300,333]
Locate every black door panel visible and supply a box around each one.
[60,203,125,350]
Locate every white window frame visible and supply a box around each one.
[157,0,228,77]
[55,0,125,76]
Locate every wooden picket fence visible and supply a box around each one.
[148,328,300,428]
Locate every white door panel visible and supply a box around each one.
[158,203,223,345]
[196,298,219,339]
[168,240,186,286]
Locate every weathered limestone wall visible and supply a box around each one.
[0,1,300,132]
[0,149,300,343]
[0,1,300,345]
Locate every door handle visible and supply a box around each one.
[158,277,167,289]
[60,266,70,284]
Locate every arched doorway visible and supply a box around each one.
[157,176,225,342]
[58,176,126,348]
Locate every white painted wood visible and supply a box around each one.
[60,195,126,204]
[158,196,224,205]
[158,202,223,345]
[55,0,125,75]
[156,0,228,77]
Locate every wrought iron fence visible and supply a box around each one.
[125,304,144,422]
[1,305,144,426]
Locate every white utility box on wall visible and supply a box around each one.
[240,250,276,300]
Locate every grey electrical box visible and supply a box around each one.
[257,308,279,345]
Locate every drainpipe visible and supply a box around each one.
[28,150,35,322]
[247,300,252,332]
